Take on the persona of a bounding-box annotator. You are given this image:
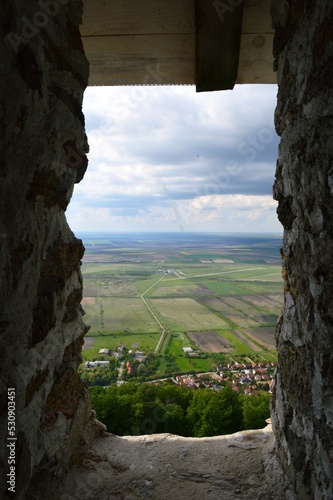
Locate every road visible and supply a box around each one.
[139,266,266,355]
[116,361,125,386]
[140,274,167,354]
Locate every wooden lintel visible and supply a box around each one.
[81,0,195,36]
[195,0,244,92]
[242,0,274,34]
[83,34,195,86]
[237,33,276,84]
[82,0,275,88]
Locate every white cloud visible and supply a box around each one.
[67,85,282,233]
[67,194,280,233]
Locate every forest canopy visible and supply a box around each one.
[90,383,270,437]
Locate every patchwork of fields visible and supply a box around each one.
[149,298,230,331]
[82,297,157,334]
[80,232,283,374]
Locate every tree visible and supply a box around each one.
[242,393,270,430]
[137,383,158,402]
[90,382,252,438]
[186,389,217,436]
[137,363,147,376]
[216,384,243,434]
[186,385,243,437]
[163,404,187,435]
[159,384,193,411]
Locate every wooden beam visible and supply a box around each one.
[195,0,244,92]
[82,0,275,87]
[237,0,276,84]
[237,33,276,83]
[242,0,274,34]
[81,0,195,36]
[83,34,195,86]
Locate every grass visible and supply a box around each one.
[156,330,172,355]
[201,280,283,296]
[257,351,278,362]
[217,330,256,355]
[150,284,206,298]
[149,298,229,331]
[165,332,193,356]
[139,266,283,299]
[155,357,169,375]
[82,262,157,277]
[83,297,160,334]
[176,357,213,372]
[134,276,167,295]
[197,296,281,329]
[82,333,160,360]
[200,280,257,295]
[159,333,215,374]
[83,277,139,297]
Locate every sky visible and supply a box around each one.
[66,84,282,233]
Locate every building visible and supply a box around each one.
[85,361,110,369]
[99,348,111,355]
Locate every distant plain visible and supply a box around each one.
[79,232,283,375]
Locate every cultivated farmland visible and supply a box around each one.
[150,298,229,331]
[188,331,233,352]
[79,232,283,378]
[150,284,213,298]
[83,297,159,334]
[229,329,262,352]
[243,327,277,350]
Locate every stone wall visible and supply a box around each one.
[271,1,333,498]
[0,1,91,497]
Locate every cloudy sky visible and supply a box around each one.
[67,84,282,233]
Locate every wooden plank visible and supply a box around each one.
[195,0,244,92]
[82,0,275,87]
[83,34,195,86]
[82,0,195,36]
[237,33,276,83]
[242,0,274,34]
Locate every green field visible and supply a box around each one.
[218,329,260,354]
[82,297,159,334]
[83,277,139,297]
[82,333,160,359]
[159,333,214,373]
[140,264,283,298]
[79,232,283,379]
[149,298,229,331]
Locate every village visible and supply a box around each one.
[172,360,276,395]
[84,345,276,395]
